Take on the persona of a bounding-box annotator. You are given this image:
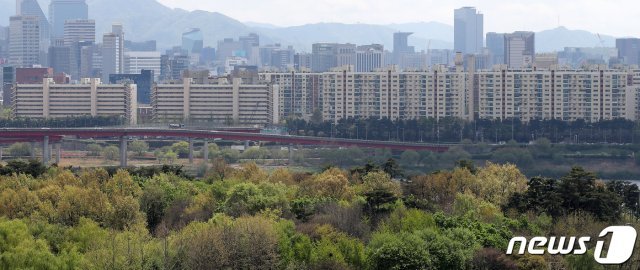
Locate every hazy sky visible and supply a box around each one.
[156,0,640,37]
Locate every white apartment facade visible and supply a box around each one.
[152,78,279,126]
[12,78,137,124]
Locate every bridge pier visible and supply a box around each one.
[42,136,50,165]
[55,144,61,165]
[119,136,128,168]
[188,138,194,164]
[245,140,250,149]
[203,140,209,162]
[0,147,3,161]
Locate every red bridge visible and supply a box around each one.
[0,128,451,166]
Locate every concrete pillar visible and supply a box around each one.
[30,142,36,160]
[42,136,50,165]
[120,136,128,167]
[203,140,209,162]
[245,140,250,149]
[0,147,3,161]
[188,138,194,164]
[55,144,61,164]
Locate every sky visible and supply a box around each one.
[155,0,640,37]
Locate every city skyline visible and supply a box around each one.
[156,0,640,38]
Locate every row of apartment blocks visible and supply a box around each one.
[9,66,640,126]
[262,65,640,123]
[12,78,138,124]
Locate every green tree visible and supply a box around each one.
[7,142,32,157]
[128,140,149,157]
[367,232,432,270]
[101,146,120,161]
[86,144,103,156]
[171,141,190,157]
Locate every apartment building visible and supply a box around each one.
[476,67,636,122]
[259,72,323,120]
[152,78,279,125]
[320,68,471,123]
[12,78,137,124]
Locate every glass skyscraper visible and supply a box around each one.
[181,28,203,54]
[49,0,89,39]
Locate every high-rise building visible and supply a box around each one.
[8,15,40,67]
[616,38,640,66]
[109,69,154,104]
[454,7,483,55]
[125,51,161,79]
[239,33,260,61]
[356,44,385,72]
[0,26,9,62]
[294,53,312,71]
[216,38,244,61]
[311,43,356,72]
[160,53,189,81]
[63,19,95,46]
[182,28,203,54]
[393,32,414,65]
[102,23,125,81]
[49,0,88,39]
[504,31,535,69]
[2,67,16,106]
[260,72,323,119]
[486,32,505,66]
[48,39,71,75]
[16,0,50,64]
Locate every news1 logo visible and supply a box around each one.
[506,226,638,265]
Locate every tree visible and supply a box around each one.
[101,146,120,161]
[7,142,32,157]
[171,141,190,158]
[162,150,178,164]
[301,168,352,200]
[128,140,149,157]
[86,144,102,156]
[367,232,432,270]
[399,150,420,167]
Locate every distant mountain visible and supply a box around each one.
[255,22,452,52]
[535,27,616,52]
[0,0,622,53]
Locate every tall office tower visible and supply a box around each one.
[182,28,203,54]
[486,32,505,66]
[311,43,356,72]
[102,23,125,81]
[505,31,535,69]
[0,26,9,62]
[240,33,260,60]
[393,32,414,65]
[64,20,95,79]
[49,0,88,39]
[17,0,50,65]
[63,19,95,46]
[294,53,312,71]
[8,16,40,67]
[125,51,161,79]
[48,39,71,74]
[616,38,640,66]
[216,38,244,61]
[454,7,483,55]
[356,44,384,72]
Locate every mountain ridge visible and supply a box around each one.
[0,0,622,53]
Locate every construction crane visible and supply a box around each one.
[596,33,607,64]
